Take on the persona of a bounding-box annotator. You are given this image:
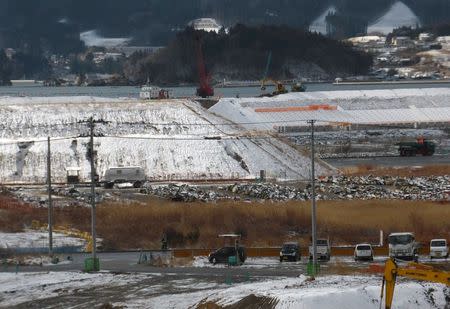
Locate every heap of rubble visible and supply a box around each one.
[140,184,230,202]
[7,175,449,206]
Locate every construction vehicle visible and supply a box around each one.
[380,257,450,309]
[388,232,419,261]
[260,51,272,91]
[260,78,288,97]
[291,81,306,92]
[397,137,435,156]
[195,35,214,98]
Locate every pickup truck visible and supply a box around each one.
[309,239,331,261]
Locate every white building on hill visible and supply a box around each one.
[188,18,223,33]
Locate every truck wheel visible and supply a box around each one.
[280,257,283,262]
[104,182,114,189]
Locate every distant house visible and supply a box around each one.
[391,36,414,47]
[436,36,450,44]
[418,33,433,42]
[4,48,15,59]
[92,52,125,64]
[109,46,164,57]
[347,35,385,44]
[188,18,223,33]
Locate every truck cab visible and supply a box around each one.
[309,238,331,261]
[388,232,418,261]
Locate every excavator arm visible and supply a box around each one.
[381,257,450,309]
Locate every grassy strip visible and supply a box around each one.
[1,192,448,250]
[342,164,450,177]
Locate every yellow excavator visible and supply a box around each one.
[380,257,450,309]
[260,78,288,96]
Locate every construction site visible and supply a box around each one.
[0,35,450,309]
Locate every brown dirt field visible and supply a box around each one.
[1,191,449,250]
[342,164,450,177]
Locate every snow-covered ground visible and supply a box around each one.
[309,5,337,35]
[190,275,448,309]
[368,1,420,35]
[209,88,450,130]
[80,30,130,47]
[0,271,149,307]
[0,271,447,308]
[0,231,86,250]
[0,97,329,182]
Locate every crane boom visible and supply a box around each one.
[195,35,214,98]
[381,257,450,309]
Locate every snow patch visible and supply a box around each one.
[310,6,337,35]
[0,97,327,182]
[0,231,86,249]
[368,1,420,35]
[80,30,131,47]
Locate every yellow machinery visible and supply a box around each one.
[260,78,288,96]
[380,257,450,309]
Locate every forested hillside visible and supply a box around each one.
[1,0,450,50]
[123,25,373,84]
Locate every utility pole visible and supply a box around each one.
[89,117,97,265]
[308,119,318,277]
[47,136,53,257]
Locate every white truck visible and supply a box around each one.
[103,166,146,188]
[309,239,331,261]
[388,232,419,261]
[430,239,448,259]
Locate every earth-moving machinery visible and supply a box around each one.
[260,78,288,96]
[195,35,214,98]
[397,137,435,156]
[380,257,450,309]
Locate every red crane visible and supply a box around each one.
[195,35,214,98]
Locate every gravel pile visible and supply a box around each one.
[7,175,449,206]
[140,184,230,202]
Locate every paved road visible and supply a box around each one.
[324,154,450,168]
[2,252,448,308]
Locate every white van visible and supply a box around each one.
[430,239,448,259]
[103,166,146,188]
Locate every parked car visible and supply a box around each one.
[103,166,146,188]
[280,242,300,262]
[309,239,331,261]
[430,239,448,259]
[354,243,374,261]
[208,246,247,265]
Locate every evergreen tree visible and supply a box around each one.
[0,49,12,86]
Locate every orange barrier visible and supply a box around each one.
[255,104,337,113]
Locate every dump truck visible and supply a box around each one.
[396,137,435,156]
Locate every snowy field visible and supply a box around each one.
[0,231,85,250]
[210,88,450,130]
[0,271,447,308]
[0,97,330,183]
